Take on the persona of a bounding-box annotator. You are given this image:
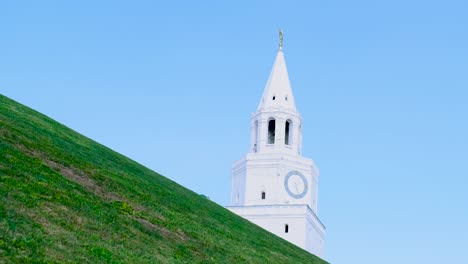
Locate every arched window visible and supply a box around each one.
[298,124,302,154]
[285,224,289,233]
[268,119,275,144]
[285,120,291,145]
[254,120,259,152]
[261,191,266,200]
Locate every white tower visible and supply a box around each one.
[227,32,325,257]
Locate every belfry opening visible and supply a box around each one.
[268,119,276,144]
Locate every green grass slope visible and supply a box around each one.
[0,94,327,263]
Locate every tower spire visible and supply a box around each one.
[257,32,297,112]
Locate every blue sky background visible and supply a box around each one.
[2,1,468,263]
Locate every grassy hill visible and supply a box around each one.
[0,94,327,263]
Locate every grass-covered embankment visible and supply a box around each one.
[0,94,327,263]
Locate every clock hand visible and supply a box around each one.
[294,182,299,194]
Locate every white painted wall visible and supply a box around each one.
[227,205,325,257]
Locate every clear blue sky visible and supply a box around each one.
[2,1,467,263]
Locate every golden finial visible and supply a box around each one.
[279,29,283,50]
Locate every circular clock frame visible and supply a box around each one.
[284,170,308,199]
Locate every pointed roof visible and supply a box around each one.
[257,48,297,112]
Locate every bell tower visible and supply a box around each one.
[250,35,302,157]
[227,32,326,258]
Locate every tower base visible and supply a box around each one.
[226,204,325,258]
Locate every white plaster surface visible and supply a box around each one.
[227,205,325,257]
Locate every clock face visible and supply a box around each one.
[284,170,308,199]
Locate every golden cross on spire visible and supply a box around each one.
[279,29,283,50]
